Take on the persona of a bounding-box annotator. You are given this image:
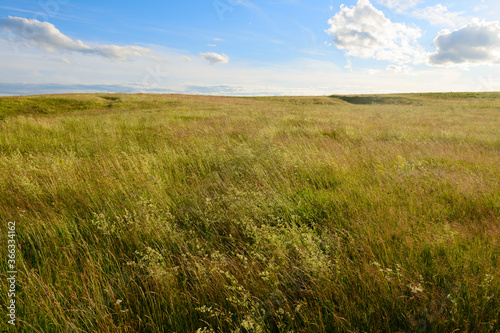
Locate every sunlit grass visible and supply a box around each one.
[0,93,499,332]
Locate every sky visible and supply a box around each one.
[0,0,500,96]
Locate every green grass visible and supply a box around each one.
[0,93,499,332]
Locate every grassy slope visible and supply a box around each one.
[0,93,499,332]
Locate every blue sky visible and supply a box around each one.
[1,0,500,95]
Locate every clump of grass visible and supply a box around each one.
[0,93,499,332]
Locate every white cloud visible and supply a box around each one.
[474,0,488,12]
[473,5,488,12]
[326,0,425,64]
[375,0,422,14]
[199,52,229,65]
[0,16,150,60]
[429,19,500,67]
[412,5,467,27]
[386,64,413,73]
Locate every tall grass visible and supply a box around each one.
[1,93,499,332]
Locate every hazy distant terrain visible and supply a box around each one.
[0,93,499,332]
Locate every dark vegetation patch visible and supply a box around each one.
[99,95,121,102]
[99,95,122,108]
[330,95,416,105]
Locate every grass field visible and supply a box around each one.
[0,93,499,332]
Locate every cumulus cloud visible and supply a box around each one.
[429,20,500,67]
[0,16,150,60]
[375,0,422,14]
[326,0,425,64]
[412,5,467,27]
[199,52,229,65]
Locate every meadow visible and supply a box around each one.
[0,92,499,332]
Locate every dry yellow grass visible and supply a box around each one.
[0,93,499,332]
